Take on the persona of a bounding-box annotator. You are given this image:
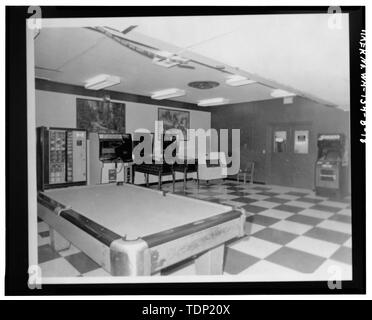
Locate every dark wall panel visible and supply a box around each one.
[210,97,350,189]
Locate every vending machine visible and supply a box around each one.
[315,134,348,198]
[37,126,87,190]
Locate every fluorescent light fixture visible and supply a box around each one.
[151,88,186,100]
[226,75,256,87]
[153,51,190,68]
[198,98,229,107]
[171,56,190,64]
[270,89,296,98]
[84,74,120,90]
[336,105,349,111]
[152,57,179,68]
[155,51,174,59]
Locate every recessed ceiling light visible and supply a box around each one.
[270,89,296,98]
[151,88,186,100]
[84,74,120,90]
[225,75,256,87]
[198,98,229,107]
[188,81,220,89]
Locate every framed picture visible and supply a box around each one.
[158,108,190,140]
[76,98,125,133]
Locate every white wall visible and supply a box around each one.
[36,90,77,127]
[35,89,211,184]
[36,90,211,131]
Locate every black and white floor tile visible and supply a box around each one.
[38,180,352,280]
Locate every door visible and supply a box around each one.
[291,125,314,189]
[267,125,293,186]
[266,123,313,188]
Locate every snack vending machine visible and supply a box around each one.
[37,126,87,190]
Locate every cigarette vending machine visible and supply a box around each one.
[315,134,348,198]
[37,126,87,190]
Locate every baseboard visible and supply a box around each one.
[224,177,266,185]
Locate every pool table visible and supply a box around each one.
[37,184,246,276]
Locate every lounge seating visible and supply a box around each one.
[198,152,227,182]
[237,161,255,184]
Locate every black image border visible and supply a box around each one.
[6,5,365,295]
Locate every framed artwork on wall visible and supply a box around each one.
[76,98,126,133]
[158,108,190,140]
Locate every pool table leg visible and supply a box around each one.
[129,165,133,184]
[194,244,225,275]
[145,173,149,187]
[197,168,200,189]
[50,228,70,252]
[183,167,187,191]
[172,170,175,193]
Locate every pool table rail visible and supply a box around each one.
[143,210,244,247]
[147,212,245,274]
[38,192,122,246]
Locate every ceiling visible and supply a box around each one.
[34,14,350,110]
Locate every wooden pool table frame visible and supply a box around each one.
[37,190,246,276]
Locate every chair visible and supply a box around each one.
[198,152,227,182]
[237,161,255,184]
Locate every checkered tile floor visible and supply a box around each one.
[38,180,352,280]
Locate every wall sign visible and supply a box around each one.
[294,130,309,154]
[274,130,287,153]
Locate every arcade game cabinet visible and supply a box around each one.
[315,134,348,198]
[88,132,133,185]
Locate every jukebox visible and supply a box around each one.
[315,134,348,198]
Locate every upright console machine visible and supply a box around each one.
[37,126,87,190]
[88,132,133,185]
[315,133,348,198]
